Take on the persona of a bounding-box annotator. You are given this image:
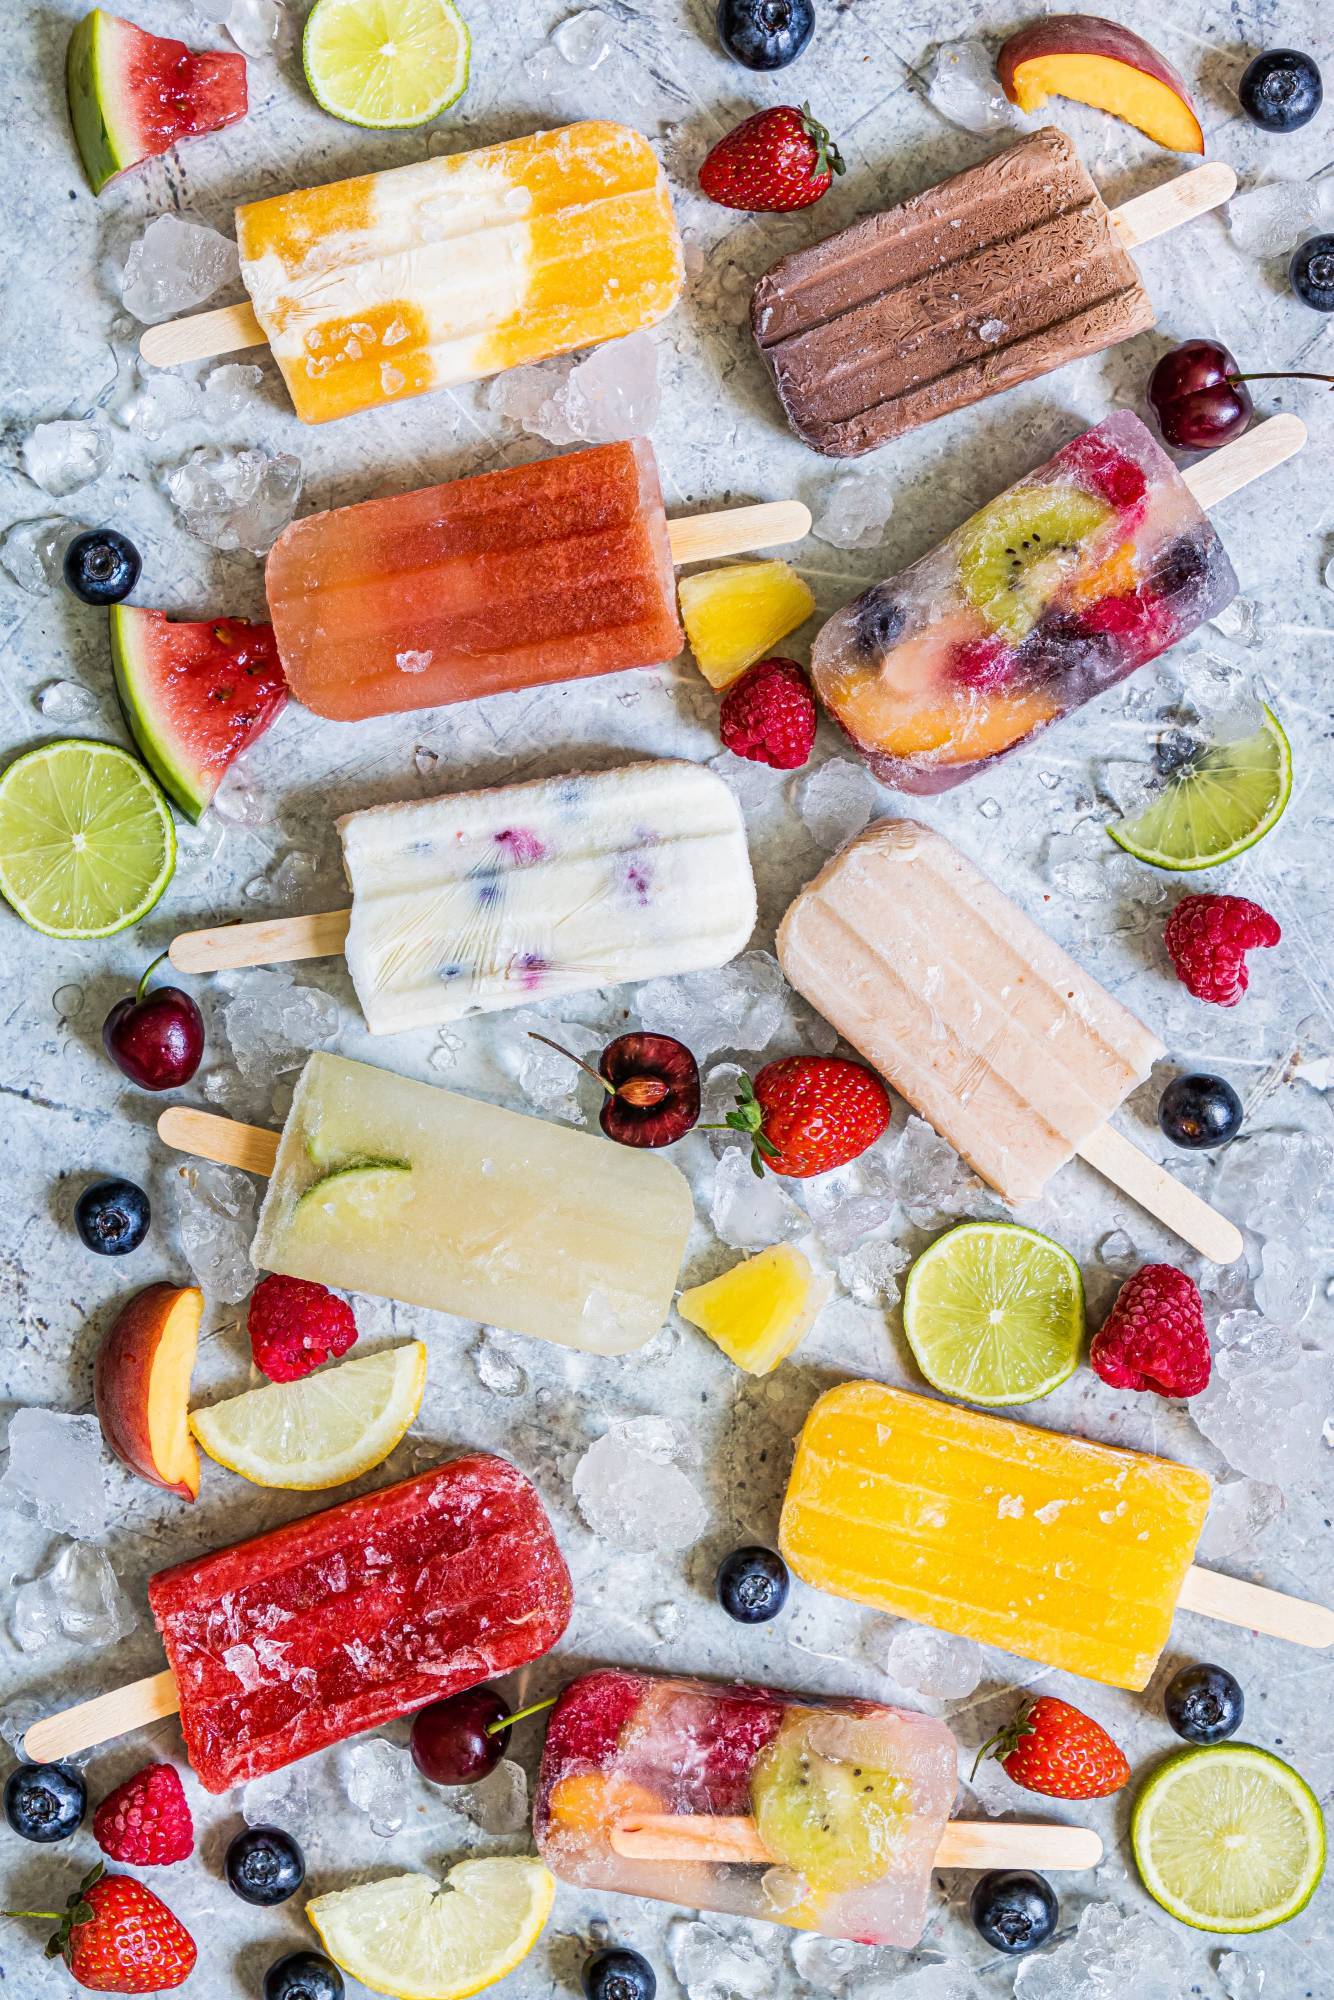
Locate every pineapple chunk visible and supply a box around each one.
[678,561,816,689]
[679,1244,830,1375]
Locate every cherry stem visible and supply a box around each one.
[1227,371,1334,388]
[526,1032,612,1097]
[136,951,170,1004]
[486,1694,557,1737]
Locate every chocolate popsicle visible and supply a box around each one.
[752,127,1155,457]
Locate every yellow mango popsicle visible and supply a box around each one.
[235,121,684,424]
[780,1381,1211,1689]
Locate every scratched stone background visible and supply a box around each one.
[1,0,1333,1995]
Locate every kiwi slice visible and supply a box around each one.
[956,485,1112,642]
[750,1716,907,1892]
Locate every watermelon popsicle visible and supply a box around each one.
[25,1455,573,1792]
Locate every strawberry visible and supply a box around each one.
[723,1056,891,1178]
[93,1763,194,1867]
[14,1866,196,1991]
[974,1696,1130,1801]
[542,1670,648,1769]
[699,104,845,213]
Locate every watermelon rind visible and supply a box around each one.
[111,605,209,821]
[67,11,138,195]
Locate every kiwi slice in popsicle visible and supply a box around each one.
[956,485,1112,643]
[751,1716,907,1892]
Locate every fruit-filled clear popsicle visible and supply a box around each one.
[169,761,757,1037]
[777,820,1241,1260]
[141,122,685,424]
[811,410,1301,791]
[536,1669,1101,1945]
[26,1455,573,1791]
[780,1384,1334,1690]
[161,1052,692,1354]
[264,439,807,720]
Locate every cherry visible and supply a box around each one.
[1147,339,1334,450]
[102,956,204,1090]
[526,1032,701,1148]
[410,1687,555,1787]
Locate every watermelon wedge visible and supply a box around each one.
[67,10,248,195]
[110,606,288,822]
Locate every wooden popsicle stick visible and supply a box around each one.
[171,907,351,977]
[610,1812,1103,1871]
[1110,161,1237,250]
[140,301,265,369]
[667,500,810,563]
[1183,412,1307,509]
[1076,1124,1243,1264]
[1179,1565,1334,1649]
[159,1105,279,1177]
[24,1670,180,1764]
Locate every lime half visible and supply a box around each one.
[0,739,175,939]
[902,1221,1084,1407]
[1109,703,1291,871]
[303,0,470,129]
[1132,1744,1325,1932]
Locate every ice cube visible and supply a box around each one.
[22,421,112,497]
[1196,1478,1283,1562]
[217,968,340,1081]
[0,1410,109,1540]
[169,1161,258,1303]
[1013,1900,1191,1999]
[11,1543,136,1654]
[789,1934,884,1994]
[212,767,272,827]
[838,1235,910,1306]
[797,758,880,851]
[1,517,85,594]
[35,680,100,722]
[1254,1238,1313,1324]
[648,1600,681,1643]
[635,951,789,1062]
[1214,1129,1332,1238]
[572,1415,708,1552]
[489,333,659,445]
[471,1330,529,1398]
[812,470,896,550]
[1208,597,1263,648]
[1227,182,1323,258]
[884,1623,984,1699]
[122,214,241,323]
[113,366,199,438]
[552,9,612,66]
[506,1014,599,1122]
[342,1736,410,1836]
[1192,1311,1328,1483]
[893,1116,990,1227]
[925,40,1022,135]
[164,445,302,555]
[667,1918,772,2000]
[1096,1228,1139,1277]
[225,0,291,58]
[1217,1953,1265,2000]
[710,1146,805,1252]
[460,1758,528,1834]
[202,362,264,417]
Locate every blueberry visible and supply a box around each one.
[1239,49,1322,133]
[263,1950,343,2000]
[1158,1073,1243,1150]
[716,0,814,70]
[969,1869,1058,1954]
[74,1177,150,1256]
[582,1946,657,2000]
[225,1824,306,1905]
[1164,1662,1244,1744]
[716,1545,789,1624]
[62,529,142,606]
[850,585,907,658]
[3,1761,87,1842]
[1290,234,1334,312]
[1152,535,1210,600]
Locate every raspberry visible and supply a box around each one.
[93,1763,194,1867]
[1079,589,1172,656]
[247,1274,357,1383]
[1053,430,1148,511]
[719,656,817,770]
[949,636,1013,691]
[687,1692,785,1813]
[543,1670,647,1768]
[1090,1265,1211,1398]
[1164,893,1281,1006]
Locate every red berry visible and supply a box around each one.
[686,1692,785,1814]
[103,969,205,1092]
[1052,429,1148,510]
[699,104,844,213]
[543,1670,648,1769]
[1078,588,1172,654]
[1090,1264,1211,1398]
[46,1868,197,1992]
[599,1032,700,1147]
[719,656,817,769]
[93,1764,194,1868]
[247,1275,358,1383]
[981,1696,1129,1801]
[1148,340,1253,450]
[1164,893,1281,1006]
[726,1056,891,1178]
[949,636,1014,691]
[411,1687,510,1786]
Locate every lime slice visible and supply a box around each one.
[1109,703,1291,871]
[308,1858,554,2000]
[190,1342,427,1491]
[902,1221,1084,1407]
[0,739,175,939]
[1132,1744,1325,1932]
[303,0,470,129]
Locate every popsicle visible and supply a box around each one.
[780,1383,1334,1690]
[751,128,1234,456]
[169,761,758,1036]
[159,1052,692,1354]
[25,1454,573,1791]
[776,820,1242,1262]
[141,122,685,424]
[263,439,807,721]
[810,411,1304,791]
[535,1669,1102,1945]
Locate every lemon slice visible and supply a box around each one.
[902,1220,1084,1406]
[1132,1744,1325,1932]
[303,0,470,129]
[1109,703,1291,871]
[190,1342,426,1490]
[308,1858,554,2000]
[0,739,175,939]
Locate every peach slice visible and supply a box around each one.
[94,1283,203,1501]
[997,18,1205,154]
[547,1772,663,1837]
[837,685,1063,766]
